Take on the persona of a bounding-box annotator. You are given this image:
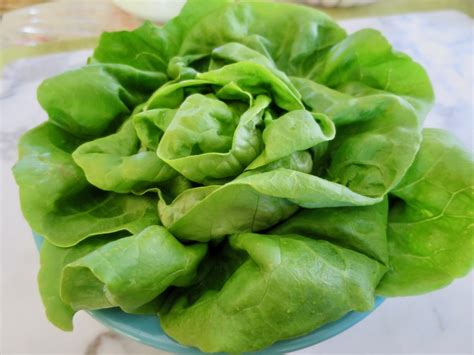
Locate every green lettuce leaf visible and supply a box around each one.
[247,110,335,169]
[196,61,303,111]
[175,0,346,73]
[292,78,422,197]
[377,129,474,296]
[38,234,124,331]
[72,119,177,193]
[13,123,160,247]
[61,225,207,312]
[160,232,386,352]
[132,108,176,150]
[38,226,205,331]
[156,93,267,184]
[37,64,166,137]
[159,167,381,241]
[90,0,232,70]
[309,29,434,116]
[271,199,389,264]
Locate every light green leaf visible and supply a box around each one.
[38,64,166,137]
[309,29,434,117]
[208,42,301,98]
[197,61,303,111]
[293,78,422,197]
[72,120,177,193]
[209,42,276,70]
[38,235,122,331]
[145,79,211,110]
[271,199,389,264]
[159,167,380,241]
[160,233,386,352]
[377,129,474,296]
[90,0,233,70]
[176,0,346,73]
[13,123,160,247]
[132,108,177,150]
[157,94,268,184]
[61,226,207,312]
[89,21,173,72]
[247,110,335,169]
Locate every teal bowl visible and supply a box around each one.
[33,232,384,354]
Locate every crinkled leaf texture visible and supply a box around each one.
[13,123,160,247]
[12,0,473,353]
[270,199,389,265]
[159,233,387,352]
[38,226,207,330]
[377,129,474,296]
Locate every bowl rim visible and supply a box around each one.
[33,232,384,354]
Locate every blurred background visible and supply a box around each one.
[1,0,473,58]
[1,1,473,355]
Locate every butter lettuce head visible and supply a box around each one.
[12,0,473,353]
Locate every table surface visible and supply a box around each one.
[1,9,473,355]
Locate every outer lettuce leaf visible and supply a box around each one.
[13,123,160,247]
[310,29,434,117]
[326,95,421,197]
[38,226,205,331]
[38,234,123,331]
[377,129,474,296]
[72,120,177,193]
[37,64,166,138]
[90,0,232,70]
[90,21,174,72]
[61,226,207,312]
[160,233,386,352]
[271,200,389,264]
[175,0,346,73]
[293,78,422,197]
[159,167,381,242]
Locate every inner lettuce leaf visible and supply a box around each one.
[157,93,268,184]
[132,108,177,151]
[72,119,177,193]
[12,0,473,353]
[246,110,335,169]
[159,233,387,352]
